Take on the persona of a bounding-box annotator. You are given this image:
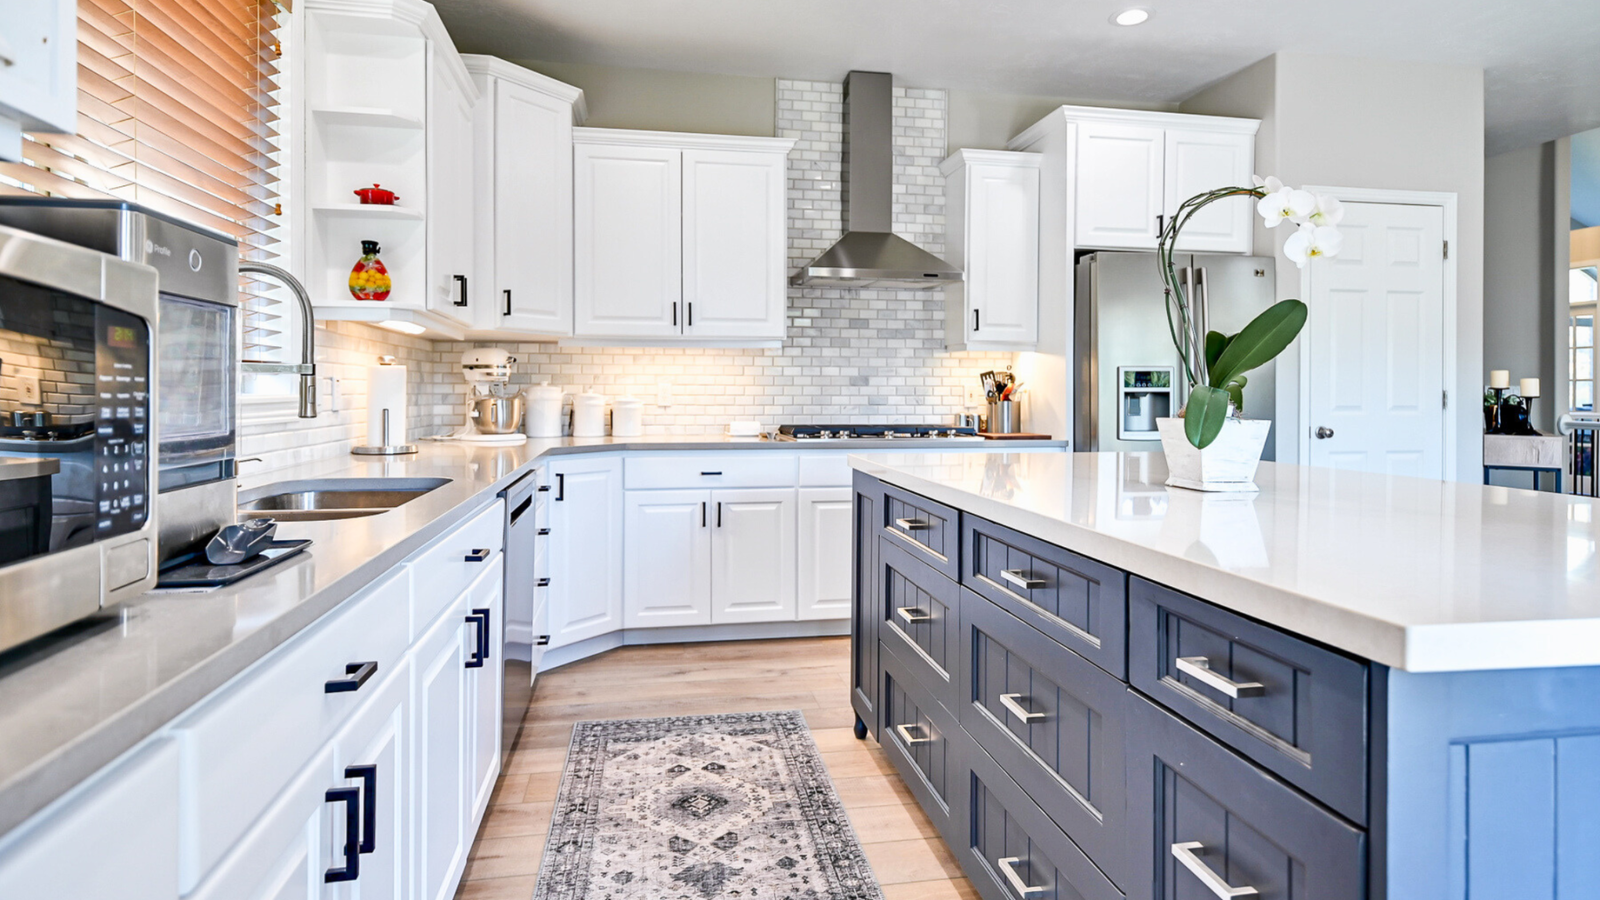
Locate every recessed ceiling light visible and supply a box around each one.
[1112,8,1150,26]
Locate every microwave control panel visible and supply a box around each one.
[95,304,151,538]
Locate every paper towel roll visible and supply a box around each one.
[366,362,408,447]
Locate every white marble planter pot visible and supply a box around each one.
[1157,416,1272,492]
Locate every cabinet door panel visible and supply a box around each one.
[548,457,623,647]
[427,54,475,324]
[467,569,504,825]
[333,660,410,900]
[494,81,574,332]
[682,148,787,339]
[852,472,883,738]
[968,162,1040,345]
[1075,122,1164,249]
[624,489,713,628]
[710,488,797,623]
[798,487,853,620]
[574,143,682,337]
[414,599,469,900]
[1164,129,1255,253]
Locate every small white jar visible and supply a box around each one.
[525,382,565,438]
[611,397,644,437]
[571,391,607,437]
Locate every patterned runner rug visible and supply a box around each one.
[532,710,885,900]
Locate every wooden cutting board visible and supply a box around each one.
[979,432,1053,441]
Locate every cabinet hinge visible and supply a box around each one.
[1443,240,1449,260]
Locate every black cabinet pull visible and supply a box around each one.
[973,309,980,332]
[537,577,550,587]
[324,786,361,883]
[701,501,706,527]
[345,765,378,854]
[716,501,722,528]
[503,289,512,316]
[465,548,491,563]
[537,527,550,536]
[1157,214,1165,234]
[465,608,491,667]
[687,301,693,327]
[453,274,469,307]
[510,495,533,525]
[325,661,378,694]
[536,635,550,646]
[700,471,722,476]
[672,302,678,326]
[537,484,551,493]
[556,473,565,501]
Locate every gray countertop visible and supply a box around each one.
[0,434,1062,836]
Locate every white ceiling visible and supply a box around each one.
[429,0,1600,155]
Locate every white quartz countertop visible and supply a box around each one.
[850,450,1600,674]
[0,434,1060,836]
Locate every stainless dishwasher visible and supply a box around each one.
[500,471,538,762]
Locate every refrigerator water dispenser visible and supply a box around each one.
[1118,366,1174,441]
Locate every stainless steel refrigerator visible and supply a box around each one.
[1075,251,1277,454]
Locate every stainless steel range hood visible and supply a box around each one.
[791,71,962,290]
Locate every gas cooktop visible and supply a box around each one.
[774,424,984,441]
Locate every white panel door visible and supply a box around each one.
[426,54,476,325]
[331,660,410,900]
[624,489,713,628]
[710,488,797,623]
[465,568,503,826]
[574,142,683,337]
[185,745,334,900]
[494,80,574,333]
[413,594,468,900]
[548,456,623,646]
[682,148,787,339]
[797,488,853,621]
[1307,201,1445,478]
[968,162,1040,345]
[1074,121,1165,249]
[1165,128,1256,253]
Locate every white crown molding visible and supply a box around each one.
[939,148,1042,176]
[574,127,796,154]
[304,0,477,103]
[1007,104,1261,151]
[462,55,587,124]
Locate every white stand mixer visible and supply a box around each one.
[442,348,527,444]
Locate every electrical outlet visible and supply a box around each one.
[965,384,983,407]
[17,374,40,405]
[325,376,342,413]
[656,378,673,408]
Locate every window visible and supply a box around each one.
[1573,266,1597,412]
[0,0,289,374]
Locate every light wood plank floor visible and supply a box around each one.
[454,636,978,900]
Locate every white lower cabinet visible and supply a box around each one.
[467,569,505,824]
[548,456,623,647]
[414,588,472,900]
[710,489,797,623]
[624,489,713,628]
[797,488,854,620]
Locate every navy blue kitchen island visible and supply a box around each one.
[849,451,1600,900]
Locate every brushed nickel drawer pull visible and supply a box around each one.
[1175,656,1265,699]
[894,723,931,746]
[1000,569,1045,590]
[999,693,1045,722]
[997,857,1044,896]
[894,517,930,531]
[1171,841,1259,898]
[895,607,932,624]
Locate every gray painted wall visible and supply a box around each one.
[1183,53,1487,480]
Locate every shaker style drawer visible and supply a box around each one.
[879,536,960,710]
[1124,692,1364,900]
[1128,577,1369,824]
[881,482,961,580]
[882,646,963,844]
[959,589,1127,887]
[624,453,798,489]
[964,515,1127,678]
[411,499,506,637]
[963,740,1123,900]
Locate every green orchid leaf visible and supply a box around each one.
[1224,374,1247,412]
[1204,330,1232,372]
[1183,385,1231,449]
[1209,299,1308,388]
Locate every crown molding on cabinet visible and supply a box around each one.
[304,0,478,103]
[462,55,588,125]
[938,148,1043,176]
[574,127,797,155]
[1006,104,1260,152]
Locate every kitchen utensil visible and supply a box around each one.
[470,395,524,435]
[611,397,644,437]
[572,392,607,437]
[353,184,398,205]
[525,381,565,437]
[988,399,1021,434]
[205,517,278,565]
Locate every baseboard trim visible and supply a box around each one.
[540,619,850,672]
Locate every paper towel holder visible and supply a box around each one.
[352,356,418,455]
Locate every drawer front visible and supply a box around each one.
[798,452,854,487]
[960,588,1127,887]
[881,644,963,845]
[879,535,960,709]
[964,515,1127,678]
[851,471,882,738]
[172,567,411,888]
[412,499,506,638]
[963,740,1123,900]
[1125,692,1364,900]
[1128,578,1368,824]
[882,482,960,580]
[624,453,798,489]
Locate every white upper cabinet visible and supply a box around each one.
[573,129,795,343]
[426,47,477,326]
[941,149,1042,350]
[0,0,76,161]
[465,57,584,336]
[1163,128,1257,253]
[1074,121,1166,250]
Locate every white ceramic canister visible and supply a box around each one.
[571,391,607,437]
[525,381,565,438]
[611,396,644,437]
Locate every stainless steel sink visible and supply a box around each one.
[238,477,450,521]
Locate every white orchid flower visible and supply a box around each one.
[1257,188,1316,228]
[1284,224,1344,268]
[1251,174,1284,194]
[1307,193,1344,228]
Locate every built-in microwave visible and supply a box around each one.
[0,224,160,653]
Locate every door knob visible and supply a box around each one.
[1315,426,1335,439]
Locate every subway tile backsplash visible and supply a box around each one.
[241,79,1012,472]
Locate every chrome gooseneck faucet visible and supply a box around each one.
[238,262,318,418]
